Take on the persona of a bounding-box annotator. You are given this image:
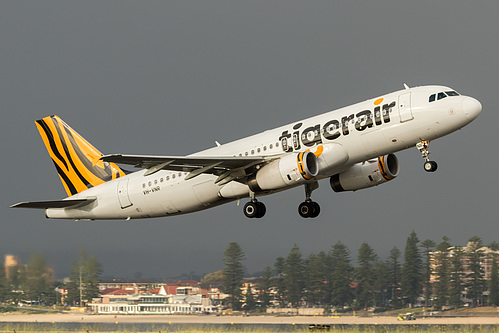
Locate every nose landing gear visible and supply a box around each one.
[416,140,438,172]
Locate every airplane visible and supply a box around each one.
[11,84,481,220]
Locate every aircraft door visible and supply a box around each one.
[117,179,133,208]
[398,93,414,122]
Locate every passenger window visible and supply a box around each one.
[257,148,261,153]
[263,146,267,151]
[429,94,436,102]
[245,152,248,156]
[142,183,146,188]
[276,142,279,147]
[270,144,273,149]
[166,176,170,181]
[154,179,158,185]
[172,174,175,179]
[251,150,254,155]
[239,153,242,157]
[160,178,163,183]
[148,181,152,186]
[178,172,182,177]
[437,92,447,100]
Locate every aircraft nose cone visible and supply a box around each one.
[462,97,482,121]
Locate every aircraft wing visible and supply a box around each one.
[101,154,277,183]
[10,198,96,209]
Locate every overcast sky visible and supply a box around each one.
[1,1,498,280]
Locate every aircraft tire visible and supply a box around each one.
[255,202,266,218]
[424,161,438,172]
[310,202,320,218]
[243,202,258,218]
[298,201,313,218]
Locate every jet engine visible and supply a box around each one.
[248,151,318,192]
[330,154,399,192]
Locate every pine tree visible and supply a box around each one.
[330,241,353,308]
[420,239,436,307]
[466,236,484,307]
[488,241,499,251]
[401,231,422,307]
[488,256,499,306]
[24,253,51,304]
[386,246,402,308]
[258,266,273,309]
[284,244,304,307]
[434,236,451,310]
[7,264,25,304]
[273,257,286,306]
[222,242,245,310]
[449,246,464,309]
[244,282,256,311]
[356,242,377,309]
[305,252,329,306]
[373,260,389,308]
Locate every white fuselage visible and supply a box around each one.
[46,85,481,219]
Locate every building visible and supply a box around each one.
[429,242,499,305]
[4,254,20,280]
[89,285,216,314]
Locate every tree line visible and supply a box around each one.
[217,232,499,311]
[0,249,102,307]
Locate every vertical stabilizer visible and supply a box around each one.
[35,115,126,196]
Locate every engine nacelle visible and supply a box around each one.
[330,154,399,192]
[248,151,318,192]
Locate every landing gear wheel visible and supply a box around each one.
[298,201,320,218]
[310,202,321,218]
[255,202,266,218]
[244,202,258,218]
[243,201,266,218]
[424,161,438,172]
[298,202,312,218]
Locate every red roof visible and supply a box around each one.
[161,285,179,294]
[101,288,135,296]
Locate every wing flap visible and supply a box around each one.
[10,198,96,209]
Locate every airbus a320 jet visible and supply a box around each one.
[11,85,481,220]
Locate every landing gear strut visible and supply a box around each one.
[416,140,438,172]
[243,191,266,218]
[298,182,320,218]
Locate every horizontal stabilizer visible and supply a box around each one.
[10,198,96,209]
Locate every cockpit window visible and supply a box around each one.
[437,92,447,100]
[429,90,460,102]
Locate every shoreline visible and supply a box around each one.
[1,313,499,325]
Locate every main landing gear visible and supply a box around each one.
[243,191,266,219]
[416,140,438,172]
[243,182,321,219]
[298,182,320,218]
